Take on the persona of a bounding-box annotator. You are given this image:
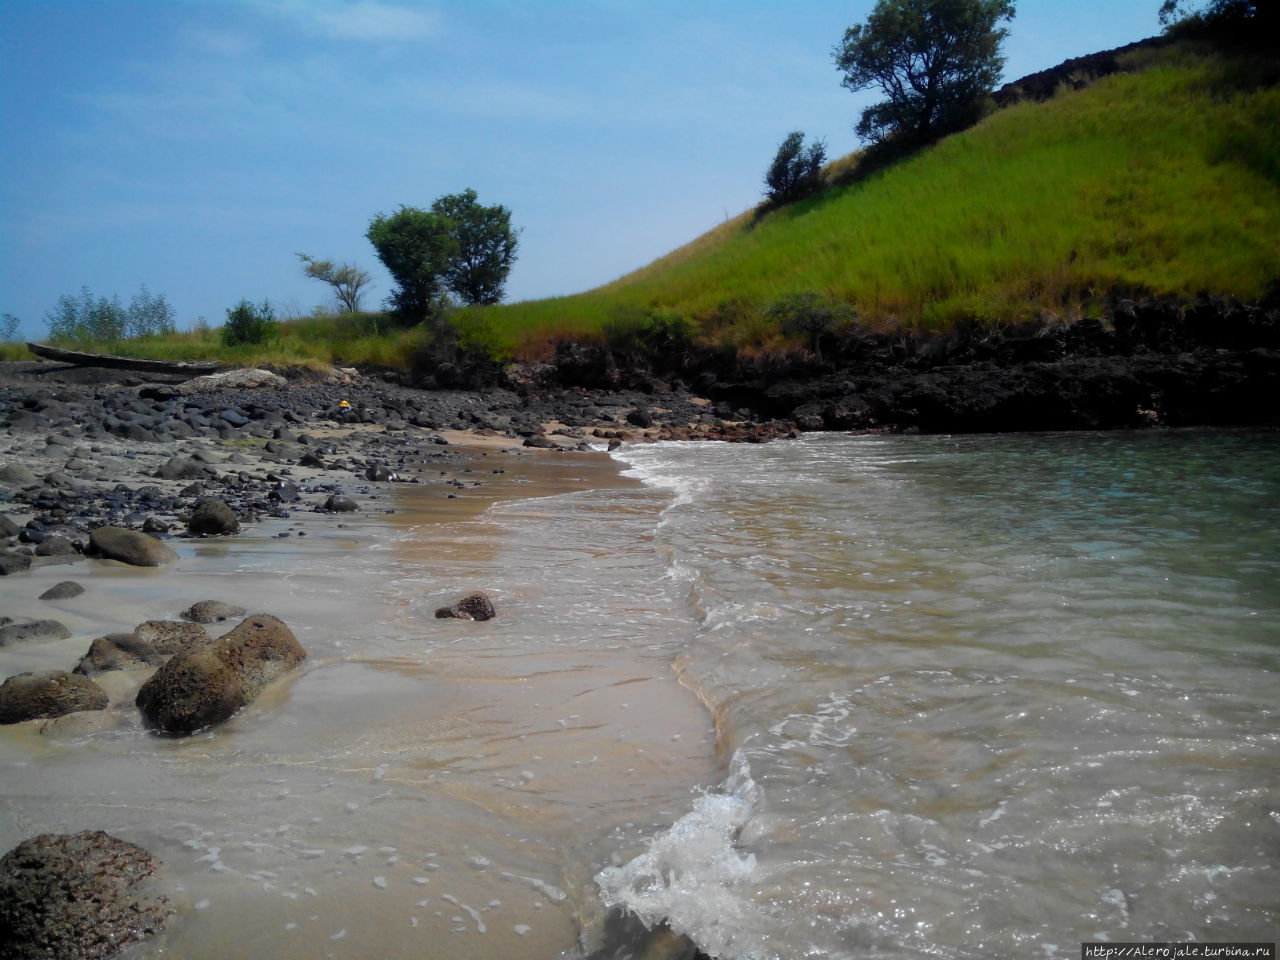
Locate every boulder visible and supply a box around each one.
[0,619,71,647]
[435,591,496,621]
[365,464,398,481]
[38,580,84,601]
[0,671,109,724]
[187,498,240,536]
[134,619,210,654]
[33,535,78,557]
[135,614,306,735]
[88,526,178,567]
[180,600,247,624]
[73,633,162,676]
[175,367,287,395]
[0,552,32,576]
[0,515,22,537]
[0,830,171,960]
[154,456,207,481]
[323,494,357,512]
[0,463,39,488]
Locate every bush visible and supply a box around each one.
[767,292,858,363]
[43,284,176,344]
[603,305,695,368]
[222,299,278,346]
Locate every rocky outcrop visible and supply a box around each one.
[0,671,110,724]
[180,600,247,624]
[134,620,210,654]
[0,830,172,960]
[87,526,178,567]
[435,592,496,621]
[134,614,306,735]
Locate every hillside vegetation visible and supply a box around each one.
[479,41,1279,358]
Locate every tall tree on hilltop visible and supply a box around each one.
[431,189,520,306]
[834,0,1016,146]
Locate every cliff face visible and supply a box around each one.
[533,294,1280,434]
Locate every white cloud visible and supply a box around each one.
[271,1,441,43]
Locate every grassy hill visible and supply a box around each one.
[478,40,1279,359]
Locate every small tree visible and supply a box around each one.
[834,0,1016,146]
[126,284,176,337]
[366,206,457,322]
[764,131,828,206]
[44,286,128,343]
[768,292,857,364]
[1159,0,1276,36]
[296,253,373,313]
[1,313,19,342]
[222,299,278,346]
[431,189,519,306]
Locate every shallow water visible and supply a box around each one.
[2,430,1278,960]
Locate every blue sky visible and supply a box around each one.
[1,0,1162,337]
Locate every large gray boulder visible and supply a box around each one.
[0,671,109,724]
[135,614,306,735]
[0,830,171,960]
[38,580,84,601]
[88,526,178,567]
[153,455,208,481]
[133,619,210,654]
[0,552,32,576]
[187,498,239,536]
[0,618,71,647]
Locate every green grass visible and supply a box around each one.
[487,43,1280,352]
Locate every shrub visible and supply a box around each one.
[767,293,858,363]
[764,131,828,206]
[222,299,278,346]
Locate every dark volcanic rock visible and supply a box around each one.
[154,455,207,481]
[88,526,178,567]
[0,671,109,724]
[180,600,248,624]
[135,614,306,735]
[187,498,240,536]
[39,580,85,601]
[0,619,72,647]
[73,633,163,677]
[435,591,496,621]
[322,494,357,512]
[0,830,171,959]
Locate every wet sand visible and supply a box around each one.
[0,435,721,959]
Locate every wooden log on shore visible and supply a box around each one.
[26,342,221,376]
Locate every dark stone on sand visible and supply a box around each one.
[187,498,240,536]
[0,671,109,724]
[625,407,654,428]
[0,619,72,647]
[74,633,163,677]
[154,456,207,481]
[0,830,171,959]
[522,434,556,449]
[323,494,357,512]
[33,535,78,557]
[39,580,84,601]
[365,464,397,481]
[0,552,32,576]
[298,452,326,468]
[0,463,39,488]
[135,614,306,735]
[435,591,496,621]
[88,526,179,567]
[134,620,210,654]
[0,515,21,538]
[180,600,247,624]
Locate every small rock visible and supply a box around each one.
[0,671,109,724]
[435,592,496,622]
[33,535,78,557]
[0,619,72,647]
[39,580,85,601]
[88,526,179,567]
[74,633,162,676]
[180,600,247,624]
[323,495,357,513]
[187,498,240,536]
[0,552,33,576]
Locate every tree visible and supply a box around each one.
[1,313,19,342]
[222,298,278,346]
[768,292,856,364]
[296,254,373,313]
[1159,0,1276,38]
[366,206,457,321]
[833,0,1016,146]
[45,286,127,342]
[764,131,828,206]
[126,284,176,337]
[430,189,519,306]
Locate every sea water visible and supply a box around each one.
[599,429,1280,959]
[1,431,1277,959]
